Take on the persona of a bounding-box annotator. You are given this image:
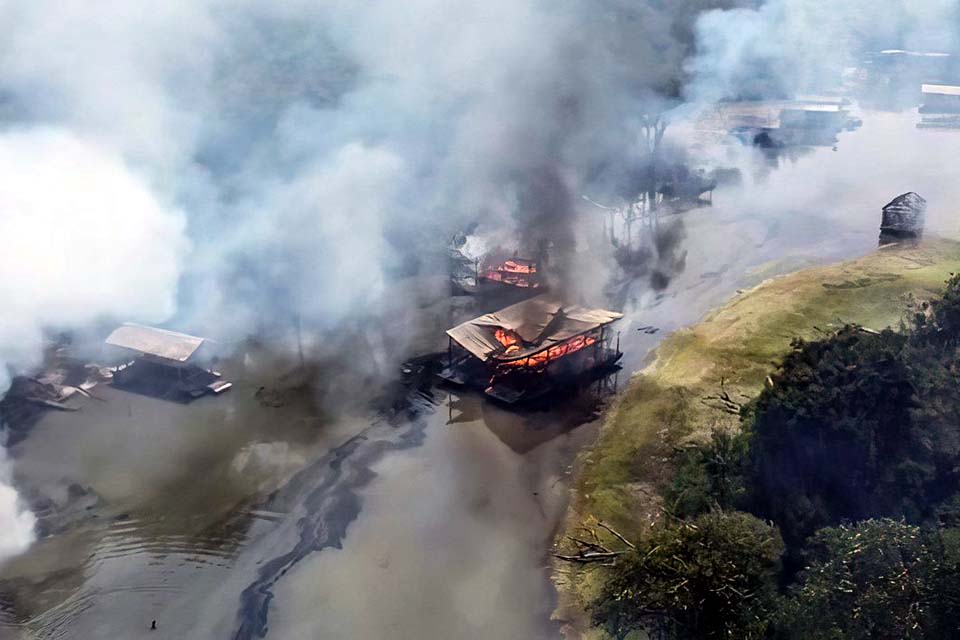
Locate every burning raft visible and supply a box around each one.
[106,324,231,402]
[450,247,545,296]
[479,256,543,289]
[439,294,623,404]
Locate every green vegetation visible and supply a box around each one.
[773,520,960,640]
[747,326,919,546]
[592,511,783,640]
[555,239,960,638]
[667,428,747,518]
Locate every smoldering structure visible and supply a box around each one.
[106,324,232,402]
[0,340,108,445]
[439,294,623,404]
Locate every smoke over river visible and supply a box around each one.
[0,0,728,568]
[0,0,726,386]
[0,129,185,563]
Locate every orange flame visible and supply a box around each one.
[482,259,540,287]
[498,334,597,369]
[501,260,536,274]
[494,328,522,354]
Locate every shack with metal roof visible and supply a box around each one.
[105,324,231,401]
[880,192,926,244]
[921,84,960,113]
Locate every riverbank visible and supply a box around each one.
[552,237,960,636]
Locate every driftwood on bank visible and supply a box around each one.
[701,377,746,416]
[554,520,636,565]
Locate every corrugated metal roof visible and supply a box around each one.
[447,294,623,362]
[922,84,960,96]
[882,50,951,57]
[794,104,843,112]
[883,192,927,211]
[105,324,206,363]
[796,95,848,106]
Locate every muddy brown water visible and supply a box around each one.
[2,112,960,639]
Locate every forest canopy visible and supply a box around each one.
[588,274,960,639]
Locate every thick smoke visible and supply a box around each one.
[11,0,951,566]
[0,128,186,562]
[1,0,725,354]
[0,0,732,562]
[687,0,959,102]
[0,129,186,388]
[0,447,34,562]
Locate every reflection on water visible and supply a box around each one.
[470,370,619,455]
[0,512,250,638]
[3,111,960,639]
[264,386,602,640]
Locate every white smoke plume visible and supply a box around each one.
[0,127,186,562]
[687,0,959,102]
[0,128,187,387]
[2,0,716,347]
[3,0,953,566]
[0,447,35,564]
[0,0,721,562]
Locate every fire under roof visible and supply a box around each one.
[105,323,207,363]
[447,294,623,362]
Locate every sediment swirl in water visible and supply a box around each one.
[233,392,436,639]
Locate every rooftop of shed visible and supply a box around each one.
[105,324,207,363]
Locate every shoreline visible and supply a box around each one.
[550,237,960,637]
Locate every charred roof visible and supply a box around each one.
[446,294,622,362]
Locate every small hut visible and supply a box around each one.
[880,192,926,243]
[439,294,623,404]
[921,84,960,113]
[105,324,231,401]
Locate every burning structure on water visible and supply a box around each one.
[449,230,548,298]
[106,324,232,402]
[439,294,623,404]
[478,255,543,290]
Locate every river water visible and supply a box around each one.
[2,112,959,639]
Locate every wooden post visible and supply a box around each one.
[296,313,304,367]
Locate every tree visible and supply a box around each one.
[668,428,748,518]
[591,511,783,640]
[772,520,960,640]
[743,276,960,550]
[910,273,960,348]
[744,326,926,546]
